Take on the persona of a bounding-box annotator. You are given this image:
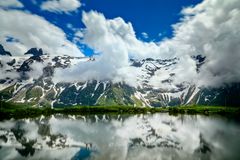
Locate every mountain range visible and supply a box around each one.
[0,44,239,108]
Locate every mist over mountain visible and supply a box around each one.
[0,44,239,107]
[1,1,240,160]
[0,0,240,107]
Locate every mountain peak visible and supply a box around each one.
[0,44,12,56]
[24,48,43,56]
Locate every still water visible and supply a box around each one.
[0,113,240,160]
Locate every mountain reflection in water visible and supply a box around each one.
[0,114,240,160]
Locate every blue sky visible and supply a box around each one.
[18,0,202,55]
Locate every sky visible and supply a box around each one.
[81,0,203,40]
[2,0,203,56]
[0,0,240,89]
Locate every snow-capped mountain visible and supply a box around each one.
[0,45,239,107]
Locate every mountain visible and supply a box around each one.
[0,44,12,56]
[24,48,43,57]
[0,45,239,108]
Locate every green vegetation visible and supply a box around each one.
[0,100,240,120]
[25,87,43,102]
[97,85,135,106]
[167,105,240,116]
[131,95,144,106]
[0,84,15,99]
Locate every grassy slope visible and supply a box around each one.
[0,101,240,120]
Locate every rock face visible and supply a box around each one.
[0,44,12,56]
[24,48,43,57]
[0,44,239,108]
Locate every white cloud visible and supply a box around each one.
[0,9,84,57]
[81,11,163,60]
[53,11,143,86]
[53,0,240,89]
[0,56,19,80]
[165,0,240,87]
[27,61,46,80]
[53,11,186,87]
[72,30,84,43]
[41,0,81,14]
[141,32,149,39]
[0,68,19,80]
[0,0,23,8]
[75,30,83,38]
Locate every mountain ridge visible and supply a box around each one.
[0,45,239,107]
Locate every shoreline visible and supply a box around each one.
[1,104,240,120]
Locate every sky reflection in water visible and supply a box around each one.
[0,113,240,160]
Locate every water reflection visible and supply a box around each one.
[0,114,240,160]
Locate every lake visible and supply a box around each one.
[0,113,240,160]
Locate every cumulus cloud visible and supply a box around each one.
[161,0,240,87]
[0,0,23,8]
[55,0,240,89]
[53,11,143,86]
[53,11,188,87]
[0,9,84,57]
[81,11,164,60]
[41,0,81,14]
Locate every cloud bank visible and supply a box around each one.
[53,11,144,86]
[162,0,240,87]
[55,0,240,89]
[1,0,239,90]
